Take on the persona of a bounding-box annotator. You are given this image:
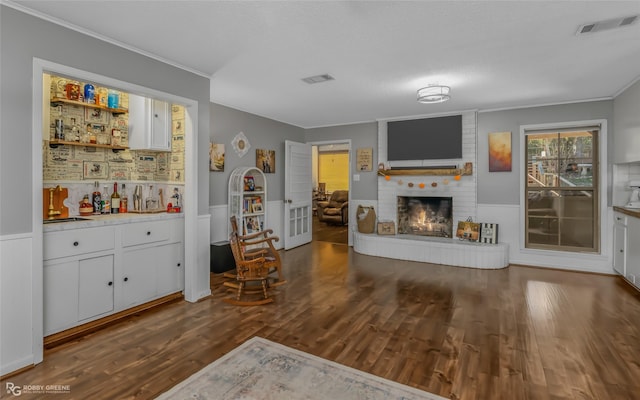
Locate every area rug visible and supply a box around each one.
[155,336,447,400]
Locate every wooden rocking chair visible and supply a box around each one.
[222,231,273,306]
[224,216,286,287]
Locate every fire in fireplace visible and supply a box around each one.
[397,196,453,237]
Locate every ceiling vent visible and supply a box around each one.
[577,15,638,35]
[302,74,335,84]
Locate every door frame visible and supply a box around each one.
[308,139,353,246]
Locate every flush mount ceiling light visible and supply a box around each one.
[417,85,450,104]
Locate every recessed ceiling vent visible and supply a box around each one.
[577,15,638,35]
[302,74,335,84]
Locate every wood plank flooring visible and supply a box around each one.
[3,241,640,400]
[313,215,348,244]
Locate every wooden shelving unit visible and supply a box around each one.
[50,97,128,114]
[378,162,473,176]
[47,140,128,152]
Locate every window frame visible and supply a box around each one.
[519,120,607,256]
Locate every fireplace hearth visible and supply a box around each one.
[397,196,453,238]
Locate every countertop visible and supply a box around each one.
[43,212,184,232]
[613,206,640,219]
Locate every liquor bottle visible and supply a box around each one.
[79,195,93,216]
[102,185,111,214]
[111,182,120,214]
[120,183,128,213]
[92,181,101,215]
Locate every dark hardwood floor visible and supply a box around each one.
[312,215,348,244]
[3,241,640,399]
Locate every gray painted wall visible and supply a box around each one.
[209,103,305,205]
[305,122,378,201]
[0,6,211,235]
[477,100,614,205]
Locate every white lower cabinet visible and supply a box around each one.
[626,217,640,287]
[613,213,627,276]
[44,254,114,335]
[157,242,184,295]
[78,255,115,321]
[44,218,183,336]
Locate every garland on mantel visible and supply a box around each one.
[377,162,472,188]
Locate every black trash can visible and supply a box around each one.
[210,241,235,273]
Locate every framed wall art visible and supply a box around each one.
[488,131,512,172]
[479,223,499,244]
[456,220,480,241]
[256,149,275,173]
[356,147,373,171]
[209,142,225,171]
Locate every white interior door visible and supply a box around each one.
[284,140,313,249]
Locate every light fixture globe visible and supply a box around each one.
[417,85,450,104]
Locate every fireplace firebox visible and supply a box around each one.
[397,196,453,238]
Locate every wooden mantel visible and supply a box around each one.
[378,162,473,176]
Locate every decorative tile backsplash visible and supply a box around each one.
[43,75,186,216]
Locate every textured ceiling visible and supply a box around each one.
[7,1,640,128]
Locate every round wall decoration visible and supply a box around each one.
[231,132,250,158]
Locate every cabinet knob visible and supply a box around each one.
[147,231,151,236]
[620,249,624,253]
[617,217,621,221]
[124,277,129,282]
[108,281,113,286]
[177,263,181,267]
[73,241,79,246]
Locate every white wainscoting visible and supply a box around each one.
[193,214,212,301]
[1,234,35,375]
[477,204,614,274]
[210,201,284,250]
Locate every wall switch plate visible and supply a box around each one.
[353,174,360,181]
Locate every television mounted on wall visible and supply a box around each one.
[387,115,462,161]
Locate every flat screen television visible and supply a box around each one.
[387,115,462,161]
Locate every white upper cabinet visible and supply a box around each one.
[613,80,640,163]
[128,94,172,151]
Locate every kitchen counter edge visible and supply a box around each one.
[43,212,184,232]
[613,206,640,219]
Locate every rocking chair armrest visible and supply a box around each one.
[243,236,280,247]
[237,256,267,268]
[238,229,274,241]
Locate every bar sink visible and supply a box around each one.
[43,217,90,224]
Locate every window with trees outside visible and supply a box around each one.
[525,127,599,252]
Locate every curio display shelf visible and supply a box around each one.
[48,140,128,153]
[50,97,128,114]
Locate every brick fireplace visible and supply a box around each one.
[352,112,509,269]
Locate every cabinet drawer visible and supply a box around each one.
[122,220,171,247]
[614,213,628,226]
[44,227,115,260]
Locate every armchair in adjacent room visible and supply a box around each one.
[316,190,349,225]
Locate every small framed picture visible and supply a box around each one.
[456,220,480,241]
[479,223,499,244]
[252,203,263,213]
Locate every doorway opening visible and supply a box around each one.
[312,143,350,245]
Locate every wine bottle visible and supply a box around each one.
[111,182,120,214]
[120,183,128,213]
[92,181,101,215]
[102,185,110,214]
